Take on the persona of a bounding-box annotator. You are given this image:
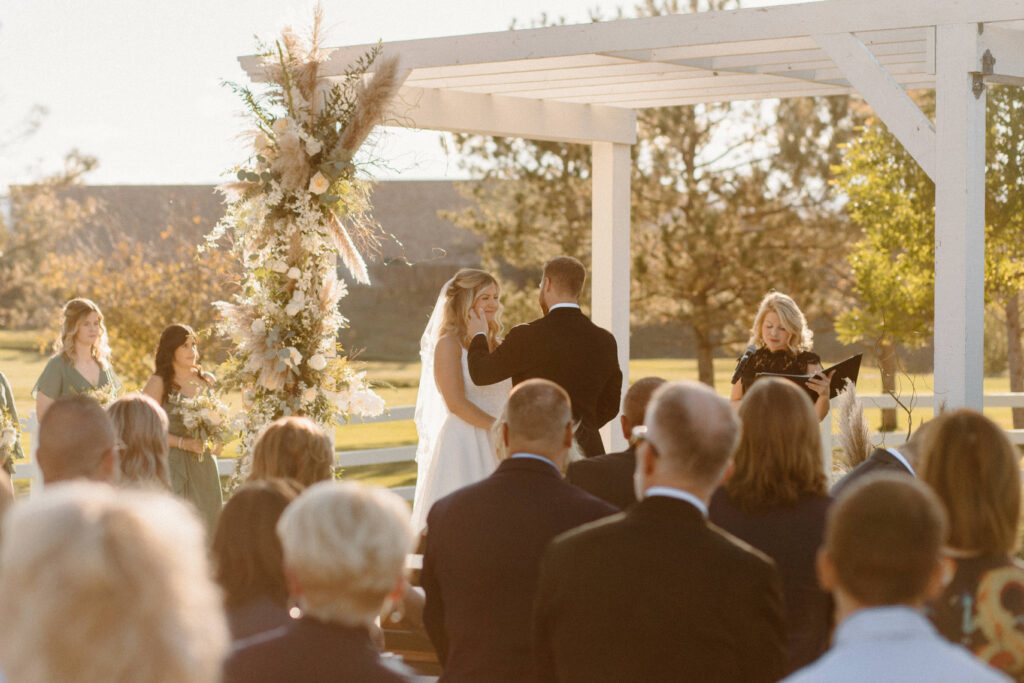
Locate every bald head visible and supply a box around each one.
[38,396,118,484]
[504,379,574,463]
[644,381,740,487]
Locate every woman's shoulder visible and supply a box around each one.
[435,334,466,354]
[797,350,821,365]
[42,354,68,371]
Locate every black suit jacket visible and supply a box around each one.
[467,307,622,456]
[534,496,786,683]
[565,446,637,510]
[422,457,616,682]
[831,447,913,498]
[224,616,410,683]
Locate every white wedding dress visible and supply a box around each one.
[410,347,511,533]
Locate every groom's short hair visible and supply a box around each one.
[38,395,117,484]
[506,379,572,444]
[543,257,587,298]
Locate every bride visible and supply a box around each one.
[411,269,512,533]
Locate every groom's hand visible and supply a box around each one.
[467,306,488,337]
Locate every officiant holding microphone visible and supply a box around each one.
[730,292,833,421]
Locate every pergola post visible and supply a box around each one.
[933,23,987,412]
[591,141,631,452]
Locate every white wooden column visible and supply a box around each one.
[934,23,986,413]
[591,141,631,452]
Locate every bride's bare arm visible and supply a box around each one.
[434,336,496,431]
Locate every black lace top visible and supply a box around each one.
[735,347,821,393]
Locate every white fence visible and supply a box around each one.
[16,394,1024,497]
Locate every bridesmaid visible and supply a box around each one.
[143,324,223,537]
[34,298,121,419]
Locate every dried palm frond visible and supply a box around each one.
[836,379,871,470]
[272,132,310,193]
[336,55,403,157]
[328,214,370,285]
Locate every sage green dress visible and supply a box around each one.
[0,371,23,474]
[33,355,121,402]
[163,393,223,539]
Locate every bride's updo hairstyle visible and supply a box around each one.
[748,291,813,355]
[57,298,112,367]
[439,268,503,348]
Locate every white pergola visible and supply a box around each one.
[244,0,1024,449]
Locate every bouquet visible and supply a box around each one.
[171,390,234,461]
[0,409,19,463]
[77,382,121,408]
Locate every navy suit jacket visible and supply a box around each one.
[565,447,637,510]
[422,456,616,682]
[467,307,622,456]
[831,447,913,498]
[534,496,786,683]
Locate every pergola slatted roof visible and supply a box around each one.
[241,0,1024,449]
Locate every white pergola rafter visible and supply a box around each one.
[242,0,1024,450]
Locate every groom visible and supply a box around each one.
[467,256,622,456]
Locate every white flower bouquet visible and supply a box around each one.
[76,382,121,409]
[172,390,234,461]
[0,410,19,463]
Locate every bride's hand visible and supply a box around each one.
[467,305,488,337]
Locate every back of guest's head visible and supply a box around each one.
[726,378,825,511]
[506,379,573,449]
[827,475,947,606]
[107,393,170,489]
[250,416,333,486]
[918,409,1020,555]
[38,395,117,484]
[214,479,301,609]
[543,256,587,298]
[0,482,228,683]
[278,480,412,626]
[622,377,666,429]
[645,380,740,485]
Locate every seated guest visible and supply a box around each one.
[423,379,616,681]
[919,409,1024,681]
[225,481,415,682]
[784,475,1008,682]
[37,395,118,484]
[566,376,665,509]
[248,415,333,487]
[213,479,301,641]
[0,482,228,683]
[535,380,785,683]
[831,420,931,497]
[107,393,171,489]
[710,378,832,674]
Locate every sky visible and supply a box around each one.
[0,0,807,187]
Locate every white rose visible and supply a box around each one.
[0,428,14,450]
[308,172,330,195]
[285,290,305,317]
[251,318,267,335]
[272,117,291,135]
[303,388,317,402]
[208,411,224,427]
[308,353,327,371]
[287,267,301,280]
[270,260,289,273]
[305,138,322,156]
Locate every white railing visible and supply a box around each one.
[17,394,1024,497]
[16,405,420,500]
[820,392,1024,473]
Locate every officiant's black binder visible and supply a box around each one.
[757,353,862,403]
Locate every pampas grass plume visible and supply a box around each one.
[336,55,403,157]
[836,379,871,470]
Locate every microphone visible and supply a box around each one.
[731,345,757,385]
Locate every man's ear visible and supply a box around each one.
[284,562,302,601]
[620,415,630,441]
[922,557,951,602]
[720,461,735,482]
[563,422,574,449]
[99,447,118,483]
[640,442,657,478]
[816,548,837,592]
[502,422,510,448]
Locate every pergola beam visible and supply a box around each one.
[814,31,937,181]
[979,26,1024,86]
[389,86,637,144]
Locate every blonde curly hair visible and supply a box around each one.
[438,269,503,348]
[748,291,813,355]
[56,298,112,368]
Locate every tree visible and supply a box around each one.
[446,0,863,388]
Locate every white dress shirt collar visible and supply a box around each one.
[548,303,581,311]
[643,486,708,516]
[885,447,916,476]
[510,452,561,473]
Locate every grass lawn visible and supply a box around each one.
[2,329,1018,490]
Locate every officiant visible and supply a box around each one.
[730,292,832,421]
